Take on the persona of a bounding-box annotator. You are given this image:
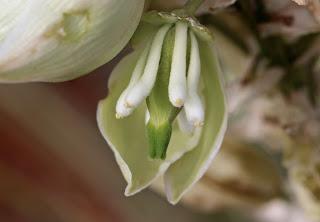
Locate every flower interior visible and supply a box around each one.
[115,21,204,160]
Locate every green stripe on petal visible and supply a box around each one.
[97,24,201,195]
[164,39,228,204]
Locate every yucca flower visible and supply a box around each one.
[97,10,227,204]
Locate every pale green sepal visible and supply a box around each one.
[164,39,228,204]
[0,0,144,83]
[97,49,166,195]
[97,36,201,195]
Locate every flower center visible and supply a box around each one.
[116,22,204,159]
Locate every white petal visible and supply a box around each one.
[0,0,145,82]
[164,39,228,205]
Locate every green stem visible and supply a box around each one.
[184,0,205,14]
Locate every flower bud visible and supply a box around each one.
[0,0,144,82]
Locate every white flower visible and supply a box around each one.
[0,0,145,82]
[97,11,227,204]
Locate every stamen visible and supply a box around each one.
[168,22,188,107]
[184,31,204,127]
[125,24,172,109]
[115,42,151,119]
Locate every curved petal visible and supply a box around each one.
[0,0,28,42]
[164,39,228,204]
[97,23,201,195]
[0,0,144,82]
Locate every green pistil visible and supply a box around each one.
[146,28,181,160]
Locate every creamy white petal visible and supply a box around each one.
[164,39,227,204]
[0,0,145,82]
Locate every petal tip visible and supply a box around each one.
[164,176,183,205]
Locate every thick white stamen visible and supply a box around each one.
[184,31,204,127]
[177,108,195,134]
[125,24,172,109]
[168,22,188,107]
[115,42,151,119]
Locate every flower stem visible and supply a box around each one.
[184,0,205,14]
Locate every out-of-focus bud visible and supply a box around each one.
[291,0,320,24]
[260,0,320,37]
[0,0,145,82]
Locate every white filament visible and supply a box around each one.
[168,22,188,108]
[125,24,172,109]
[115,41,151,119]
[184,31,204,127]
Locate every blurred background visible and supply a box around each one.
[0,57,314,222]
[1,0,320,221]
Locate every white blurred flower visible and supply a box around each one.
[0,0,145,82]
[260,0,320,37]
